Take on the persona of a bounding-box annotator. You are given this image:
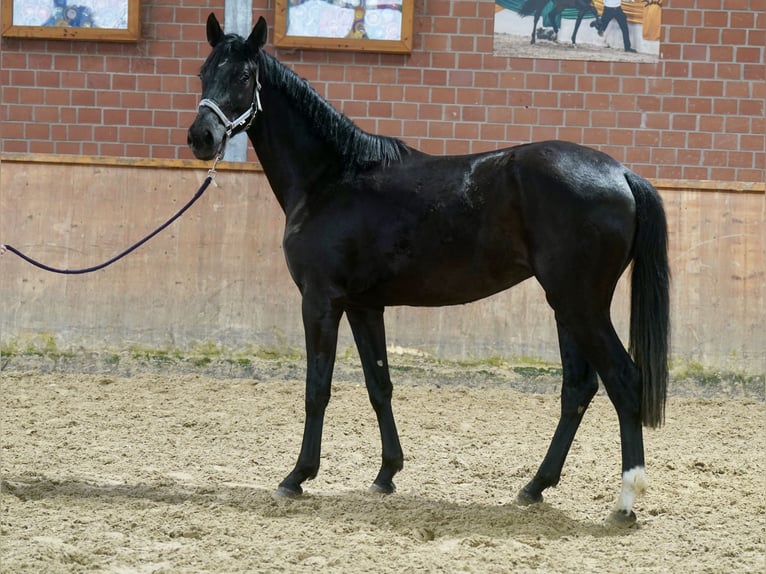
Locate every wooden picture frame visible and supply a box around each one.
[275,0,414,54]
[1,0,140,42]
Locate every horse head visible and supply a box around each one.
[187,13,266,161]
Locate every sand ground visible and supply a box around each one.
[1,356,764,573]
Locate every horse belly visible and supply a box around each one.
[353,250,534,308]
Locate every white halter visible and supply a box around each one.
[197,64,262,157]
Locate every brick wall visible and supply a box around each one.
[1,0,764,182]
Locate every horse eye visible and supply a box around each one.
[239,70,250,83]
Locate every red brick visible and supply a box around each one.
[699,115,725,132]
[636,130,660,147]
[1,53,27,68]
[369,102,393,118]
[454,123,479,141]
[343,101,367,118]
[103,108,127,125]
[740,135,764,151]
[709,45,735,62]
[526,73,551,90]
[729,152,754,168]
[430,87,455,104]
[326,83,353,101]
[735,47,762,64]
[156,111,178,128]
[687,98,712,114]
[448,70,473,87]
[739,99,763,116]
[581,128,608,146]
[428,121,453,138]
[353,84,378,101]
[392,103,418,119]
[377,119,402,136]
[667,26,698,44]
[433,17,458,34]
[560,92,584,109]
[563,109,588,127]
[513,107,537,125]
[532,91,559,109]
[461,106,486,122]
[721,29,747,45]
[33,106,60,124]
[450,35,474,52]
[413,68,439,87]
[481,89,507,106]
[551,74,575,91]
[474,72,499,88]
[713,98,739,115]
[710,167,736,180]
[402,120,428,137]
[729,10,755,28]
[528,126,554,142]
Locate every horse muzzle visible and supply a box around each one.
[187,110,226,161]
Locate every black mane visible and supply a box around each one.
[258,51,411,170]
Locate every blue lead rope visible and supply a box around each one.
[1,174,214,275]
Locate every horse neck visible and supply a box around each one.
[247,52,410,216]
[247,91,343,216]
[243,55,339,215]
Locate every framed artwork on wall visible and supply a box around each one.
[1,0,140,41]
[274,0,414,54]
[493,0,661,62]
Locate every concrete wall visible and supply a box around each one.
[2,160,763,374]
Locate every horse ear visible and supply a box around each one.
[248,16,268,51]
[206,13,224,47]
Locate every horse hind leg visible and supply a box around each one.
[346,306,404,494]
[530,11,541,44]
[545,305,646,525]
[516,320,599,505]
[549,7,563,40]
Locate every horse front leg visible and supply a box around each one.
[346,306,404,494]
[571,13,585,45]
[276,296,343,497]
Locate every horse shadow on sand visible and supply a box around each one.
[2,473,637,541]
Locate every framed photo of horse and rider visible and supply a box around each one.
[494,0,662,61]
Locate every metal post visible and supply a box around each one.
[223,1,253,162]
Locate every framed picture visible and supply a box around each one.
[493,0,661,62]
[1,0,140,42]
[275,0,414,54]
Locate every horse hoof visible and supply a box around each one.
[515,487,543,506]
[369,481,396,495]
[274,484,303,499]
[605,509,638,527]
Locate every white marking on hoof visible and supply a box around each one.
[614,466,647,516]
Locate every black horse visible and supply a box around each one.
[520,0,600,46]
[188,14,669,524]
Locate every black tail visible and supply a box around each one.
[625,171,670,428]
[520,0,547,17]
